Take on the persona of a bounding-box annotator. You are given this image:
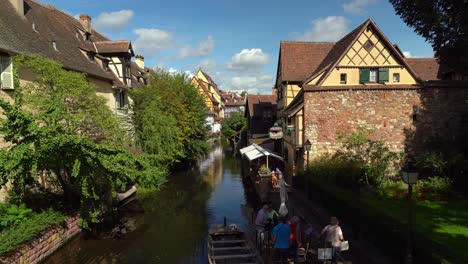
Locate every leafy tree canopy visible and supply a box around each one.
[0,55,166,228]
[390,0,468,74]
[221,111,246,139]
[131,69,209,164]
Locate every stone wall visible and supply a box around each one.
[0,215,81,264]
[302,86,468,168]
[303,88,420,158]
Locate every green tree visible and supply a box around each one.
[221,111,246,139]
[337,126,400,186]
[389,0,468,74]
[14,54,123,143]
[0,55,166,228]
[131,69,209,164]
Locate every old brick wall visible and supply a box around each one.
[302,86,468,173]
[0,215,81,264]
[303,88,421,158]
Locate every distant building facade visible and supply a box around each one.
[245,94,277,144]
[191,69,224,133]
[222,92,245,118]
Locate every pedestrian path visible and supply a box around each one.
[288,188,397,264]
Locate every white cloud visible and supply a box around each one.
[227,48,269,72]
[198,59,217,73]
[403,51,412,58]
[229,74,274,94]
[94,10,134,32]
[295,16,351,42]
[133,28,174,55]
[342,0,377,15]
[179,36,215,59]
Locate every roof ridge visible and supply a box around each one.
[404,57,437,60]
[280,40,335,44]
[27,0,55,10]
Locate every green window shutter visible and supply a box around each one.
[360,68,370,83]
[378,68,389,83]
[0,56,14,89]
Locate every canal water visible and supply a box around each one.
[46,146,258,263]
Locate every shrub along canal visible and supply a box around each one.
[45,146,258,263]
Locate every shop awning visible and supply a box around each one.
[240,144,284,162]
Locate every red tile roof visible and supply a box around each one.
[194,77,217,103]
[405,58,444,81]
[278,41,334,83]
[246,94,276,117]
[222,92,245,106]
[201,70,222,96]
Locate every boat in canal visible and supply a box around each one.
[208,223,262,264]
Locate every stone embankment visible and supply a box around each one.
[0,215,80,264]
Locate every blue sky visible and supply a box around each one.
[46,0,433,94]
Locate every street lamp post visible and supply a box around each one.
[401,160,419,264]
[303,139,312,198]
[304,139,312,169]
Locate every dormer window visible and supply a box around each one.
[87,52,94,61]
[103,60,109,71]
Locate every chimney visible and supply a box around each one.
[272,86,277,97]
[135,55,145,69]
[79,14,92,33]
[8,0,24,16]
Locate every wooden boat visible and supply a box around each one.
[208,223,262,264]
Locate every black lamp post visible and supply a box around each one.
[304,139,312,169]
[401,160,419,264]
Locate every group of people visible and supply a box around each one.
[255,203,301,263]
[256,202,345,263]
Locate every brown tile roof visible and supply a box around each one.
[95,40,133,54]
[194,77,217,103]
[278,41,334,83]
[0,0,135,87]
[246,94,276,117]
[222,92,245,106]
[405,58,445,81]
[201,70,222,96]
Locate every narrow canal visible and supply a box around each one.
[46,146,258,263]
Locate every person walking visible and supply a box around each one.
[321,217,344,264]
[272,216,291,263]
[288,216,302,263]
[255,203,271,248]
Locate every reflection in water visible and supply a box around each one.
[45,146,257,264]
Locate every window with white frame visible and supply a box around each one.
[0,56,14,89]
[369,69,377,82]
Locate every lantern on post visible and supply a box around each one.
[401,160,419,264]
